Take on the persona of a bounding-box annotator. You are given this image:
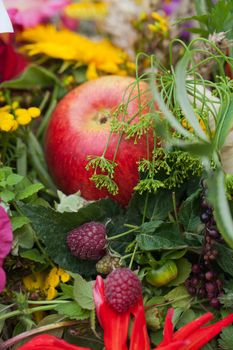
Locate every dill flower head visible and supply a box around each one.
[19,25,133,79]
[65,1,108,21]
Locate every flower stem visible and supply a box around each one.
[0,304,62,322]
[107,227,139,241]
[0,320,78,350]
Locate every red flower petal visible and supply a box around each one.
[173,312,213,341]
[129,299,150,350]
[179,313,233,350]
[17,334,90,350]
[93,276,130,350]
[0,39,27,82]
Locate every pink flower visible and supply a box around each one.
[0,206,13,292]
[5,0,70,29]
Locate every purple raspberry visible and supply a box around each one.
[66,221,106,260]
[105,268,142,313]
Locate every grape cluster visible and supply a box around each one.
[185,192,224,308]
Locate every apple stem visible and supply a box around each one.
[107,227,139,241]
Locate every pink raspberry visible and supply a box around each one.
[105,268,142,313]
[66,221,106,260]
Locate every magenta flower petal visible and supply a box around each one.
[0,267,6,293]
[5,0,70,28]
[0,206,13,292]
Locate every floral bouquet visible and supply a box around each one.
[1,1,233,350]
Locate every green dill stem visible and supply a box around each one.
[129,242,138,269]
[0,320,79,350]
[142,192,149,224]
[108,227,139,241]
[0,304,61,322]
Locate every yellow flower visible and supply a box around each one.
[57,268,71,283]
[86,63,98,80]
[15,108,32,125]
[23,272,45,291]
[28,107,41,118]
[18,25,131,79]
[0,112,16,132]
[65,2,108,20]
[44,267,60,288]
[46,286,58,300]
[149,12,169,36]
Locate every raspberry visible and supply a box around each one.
[96,255,122,275]
[66,221,106,260]
[105,268,142,313]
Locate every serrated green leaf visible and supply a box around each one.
[179,190,202,232]
[140,221,163,235]
[142,190,174,221]
[11,216,30,231]
[20,248,46,264]
[16,183,44,200]
[6,174,24,186]
[73,274,94,310]
[0,190,15,202]
[60,284,74,300]
[218,325,233,350]
[207,169,233,249]
[164,286,191,308]
[167,258,192,287]
[55,301,90,320]
[19,199,120,276]
[0,64,61,89]
[216,243,233,277]
[137,223,188,251]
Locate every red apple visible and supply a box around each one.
[44,75,154,206]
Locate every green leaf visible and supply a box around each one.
[137,223,188,251]
[175,53,209,141]
[218,325,233,350]
[20,248,46,264]
[19,199,120,276]
[207,169,233,249]
[55,301,90,320]
[140,221,163,235]
[16,183,44,200]
[0,190,15,202]
[11,216,30,231]
[216,243,233,277]
[6,174,24,186]
[179,190,202,232]
[164,286,192,308]
[176,309,196,329]
[214,99,233,150]
[0,64,62,89]
[167,258,192,286]
[60,284,74,300]
[73,274,94,310]
[142,189,174,221]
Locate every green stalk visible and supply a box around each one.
[0,320,78,350]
